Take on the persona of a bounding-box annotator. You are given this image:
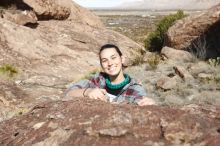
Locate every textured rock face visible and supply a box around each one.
[0,0,103,27]
[0,18,142,84]
[23,0,105,27]
[0,99,219,146]
[0,80,29,122]
[165,4,220,58]
[23,0,71,20]
[1,10,37,25]
[161,46,193,62]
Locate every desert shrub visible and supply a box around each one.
[16,108,29,115]
[132,55,144,66]
[144,10,187,52]
[147,53,161,70]
[213,74,220,83]
[208,57,220,67]
[200,74,220,84]
[0,64,18,78]
[188,35,208,61]
[131,49,146,66]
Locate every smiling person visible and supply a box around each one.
[64,44,156,106]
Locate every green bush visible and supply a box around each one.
[144,10,187,52]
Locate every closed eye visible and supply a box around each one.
[101,59,107,63]
[111,56,116,59]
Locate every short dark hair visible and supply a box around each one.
[99,44,122,56]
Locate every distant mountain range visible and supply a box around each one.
[97,0,220,10]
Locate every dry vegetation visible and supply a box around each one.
[0,64,18,78]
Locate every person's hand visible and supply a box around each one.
[85,88,107,101]
[137,97,156,106]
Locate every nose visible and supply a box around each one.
[107,60,113,66]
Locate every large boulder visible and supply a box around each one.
[1,10,37,26]
[23,0,104,27]
[0,0,103,27]
[165,4,220,58]
[161,46,194,62]
[0,99,219,146]
[23,0,70,20]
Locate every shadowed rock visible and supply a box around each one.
[165,4,220,58]
[0,99,219,146]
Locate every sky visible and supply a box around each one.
[73,0,141,8]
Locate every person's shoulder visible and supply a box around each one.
[128,79,147,96]
[128,75,146,89]
[128,75,143,86]
[88,72,106,88]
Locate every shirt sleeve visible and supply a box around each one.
[131,84,147,104]
[118,84,147,104]
[64,73,102,97]
[67,79,91,90]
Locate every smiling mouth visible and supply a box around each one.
[108,66,116,72]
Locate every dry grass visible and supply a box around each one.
[80,68,101,80]
[208,57,220,67]
[0,64,18,78]
[188,35,208,61]
[147,53,161,70]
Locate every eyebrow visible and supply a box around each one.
[101,54,117,60]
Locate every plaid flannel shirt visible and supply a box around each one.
[65,72,147,104]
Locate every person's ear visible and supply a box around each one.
[121,55,126,65]
[121,55,128,68]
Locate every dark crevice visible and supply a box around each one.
[186,20,220,59]
[13,132,19,137]
[160,124,165,138]
[36,13,70,21]
[0,0,32,11]
[24,23,39,29]
[167,73,175,78]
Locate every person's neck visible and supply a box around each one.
[109,71,125,84]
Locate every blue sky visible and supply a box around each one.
[73,0,138,8]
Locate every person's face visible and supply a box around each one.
[100,48,124,76]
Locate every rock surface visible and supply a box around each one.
[0,99,219,146]
[161,46,193,62]
[23,0,71,20]
[165,4,220,58]
[1,10,37,25]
